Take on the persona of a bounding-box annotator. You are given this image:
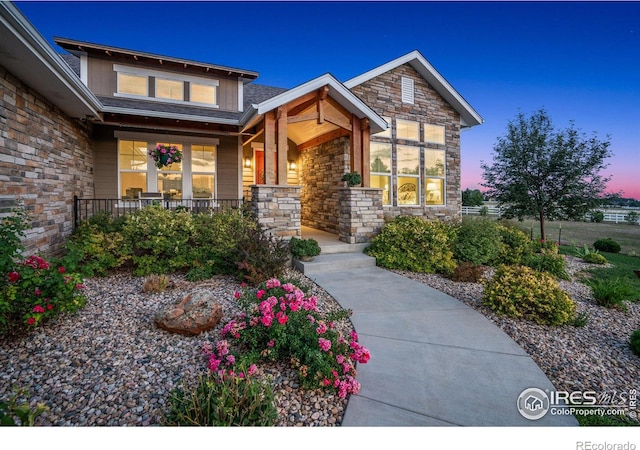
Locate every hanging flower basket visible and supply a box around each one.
[150,144,182,169]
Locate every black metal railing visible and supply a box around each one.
[73,196,245,229]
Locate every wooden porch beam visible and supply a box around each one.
[361,118,371,187]
[324,113,352,131]
[284,91,321,116]
[242,127,264,145]
[298,128,350,151]
[287,113,318,124]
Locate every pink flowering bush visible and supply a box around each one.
[1,254,86,338]
[207,278,370,398]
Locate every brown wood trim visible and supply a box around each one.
[264,111,276,185]
[324,113,352,131]
[298,128,350,151]
[287,113,318,124]
[277,105,288,185]
[350,114,361,178]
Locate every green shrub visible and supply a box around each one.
[121,206,194,276]
[0,386,49,426]
[452,218,502,265]
[448,261,486,283]
[590,210,604,223]
[630,329,640,356]
[232,226,290,285]
[164,372,277,426]
[497,222,533,265]
[593,238,621,253]
[364,216,457,274]
[341,171,362,187]
[524,252,570,280]
[572,311,590,328]
[63,224,129,277]
[582,253,608,265]
[588,277,635,310]
[289,237,321,259]
[482,265,576,326]
[0,201,30,277]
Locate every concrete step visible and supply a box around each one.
[293,252,377,275]
[318,242,370,255]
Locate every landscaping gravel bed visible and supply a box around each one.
[394,256,640,423]
[0,268,348,426]
[2,256,638,426]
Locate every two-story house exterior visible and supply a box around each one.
[0,2,482,255]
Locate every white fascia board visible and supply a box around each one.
[255,74,387,134]
[101,106,241,126]
[0,2,102,119]
[344,50,483,128]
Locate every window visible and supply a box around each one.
[396,119,419,141]
[370,142,392,206]
[191,144,216,198]
[397,145,420,206]
[424,124,445,145]
[118,73,147,96]
[157,142,183,199]
[426,178,444,205]
[156,78,184,101]
[191,83,217,105]
[373,116,392,138]
[118,140,148,199]
[401,76,414,104]
[425,149,445,176]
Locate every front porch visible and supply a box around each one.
[241,75,388,244]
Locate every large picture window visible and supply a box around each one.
[370,142,392,205]
[118,140,148,199]
[191,144,216,198]
[157,142,183,199]
[397,145,420,205]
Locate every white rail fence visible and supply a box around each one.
[462,206,640,225]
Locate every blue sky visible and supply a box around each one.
[15,0,640,199]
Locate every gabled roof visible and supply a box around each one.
[0,2,102,120]
[344,50,483,129]
[243,73,387,134]
[54,37,259,81]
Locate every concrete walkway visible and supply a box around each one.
[298,229,577,426]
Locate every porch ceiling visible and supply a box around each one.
[287,102,344,145]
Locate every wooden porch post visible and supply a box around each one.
[361,118,370,188]
[264,110,276,185]
[277,105,288,185]
[350,114,362,183]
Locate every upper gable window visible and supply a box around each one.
[424,124,445,145]
[118,73,148,96]
[396,119,420,141]
[190,83,217,105]
[401,76,414,104]
[156,78,184,101]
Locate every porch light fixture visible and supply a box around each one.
[288,161,297,171]
[244,157,252,168]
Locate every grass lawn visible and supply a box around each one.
[514,219,640,256]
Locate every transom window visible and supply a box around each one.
[424,124,445,145]
[396,119,420,141]
[373,116,392,138]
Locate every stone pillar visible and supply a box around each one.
[250,185,301,238]
[339,187,384,244]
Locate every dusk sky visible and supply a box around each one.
[15,1,640,199]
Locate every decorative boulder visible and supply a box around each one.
[154,291,223,336]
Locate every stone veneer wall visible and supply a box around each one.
[250,185,301,238]
[338,188,384,244]
[300,136,350,234]
[0,65,94,256]
[349,64,462,223]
